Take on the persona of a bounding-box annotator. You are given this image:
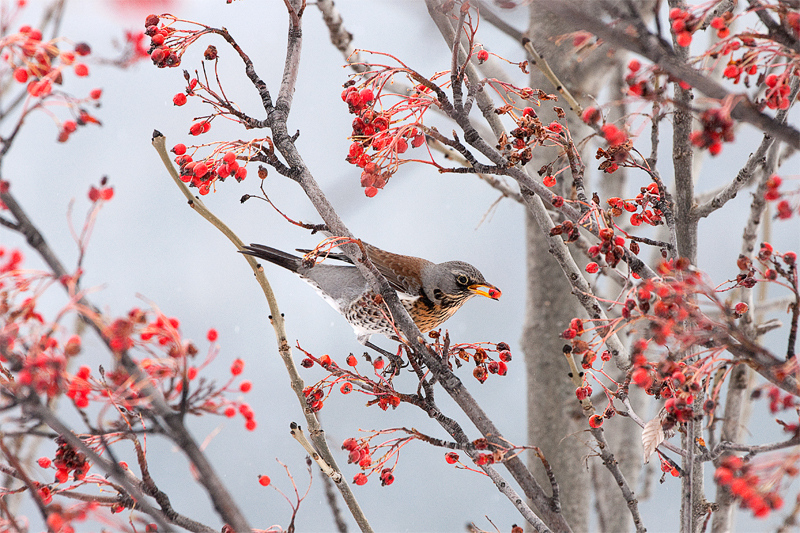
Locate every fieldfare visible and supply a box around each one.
[240,242,501,343]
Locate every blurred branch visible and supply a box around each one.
[532,0,800,149]
[694,79,800,219]
[0,182,251,533]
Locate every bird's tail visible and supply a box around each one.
[239,244,302,272]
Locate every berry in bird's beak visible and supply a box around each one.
[469,284,501,300]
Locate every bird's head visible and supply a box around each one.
[424,261,501,306]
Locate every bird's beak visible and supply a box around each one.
[469,283,501,300]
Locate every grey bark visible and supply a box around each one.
[522,5,642,532]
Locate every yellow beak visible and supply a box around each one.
[469,284,501,300]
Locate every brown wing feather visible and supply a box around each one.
[296,243,429,295]
[363,243,429,295]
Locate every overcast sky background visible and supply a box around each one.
[4,1,799,532]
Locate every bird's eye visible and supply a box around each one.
[456,274,469,286]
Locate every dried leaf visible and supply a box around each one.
[642,414,665,463]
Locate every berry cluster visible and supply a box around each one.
[758,386,798,414]
[17,344,68,398]
[298,349,407,411]
[145,14,181,68]
[714,456,784,518]
[88,177,114,203]
[586,227,629,269]
[5,25,92,97]
[0,245,24,276]
[436,337,511,384]
[624,59,656,99]
[50,435,90,483]
[631,349,702,432]
[736,242,798,290]
[58,97,102,143]
[342,83,426,197]
[342,437,397,486]
[669,7,699,48]
[66,362,91,409]
[607,184,665,228]
[505,107,546,165]
[595,124,630,173]
[764,74,794,111]
[690,107,734,156]
[43,501,97,533]
[764,174,783,203]
[172,144,249,196]
[303,386,326,412]
[549,219,580,243]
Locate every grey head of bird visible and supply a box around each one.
[420,260,502,307]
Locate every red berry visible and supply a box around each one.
[765,74,778,88]
[173,93,187,106]
[676,31,692,47]
[723,64,740,79]
[346,355,357,366]
[632,367,652,388]
[13,68,28,83]
[476,49,489,62]
[628,59,641,72]
[239,380,252,393]
[585,262,599,274]
[37,457,51,468]
[445,451,459,464]
[396,138,408,154]
[589,414,604,428]
[496,360,507,376]
[55,469,68,483]
[193,162,209,178]
[353,473,368,485]
[172,144,187,155]
[365,186,378,197]
[245,419,257,431]
[230,358,244,375]
[582,106,601,124]
[73,63,89,77]
[359,88,374,103]
[258,475,271,486]
[224,406,236,417]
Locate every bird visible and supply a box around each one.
[240,242,501,344]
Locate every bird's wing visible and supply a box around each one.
[363,244,427,295]
[297,244,428,295]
